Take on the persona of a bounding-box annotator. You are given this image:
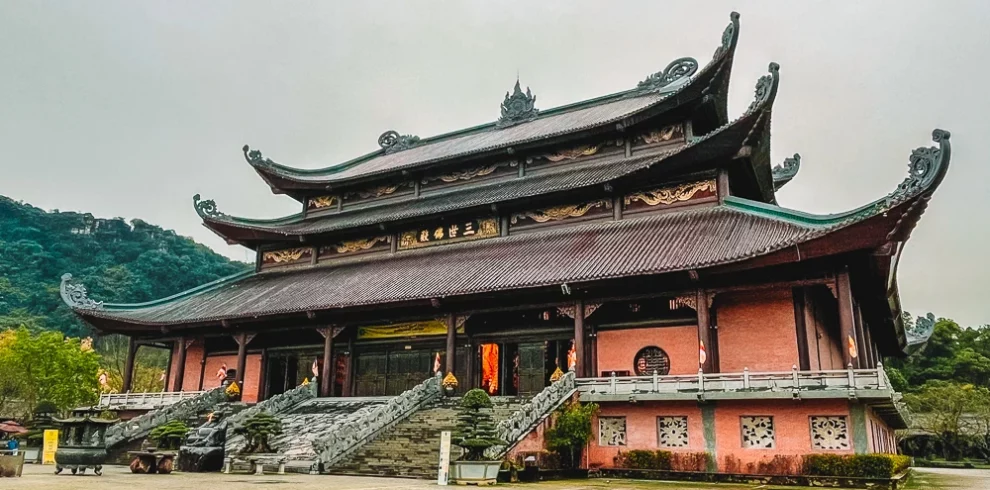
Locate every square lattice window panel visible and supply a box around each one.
[599,417,627,446]
[740,416,775,449]
[657,416,689,448]
[810,416,850,450]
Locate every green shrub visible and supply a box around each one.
[671,451,715,472]
[233,411,282,454]
[615,450,673,470]
[148,420,189,450]
[545,402,598,469]
[802,454,911,478]
[453,389,505,461]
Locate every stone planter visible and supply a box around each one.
[452,460,501,484]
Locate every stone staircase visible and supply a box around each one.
[329,396,530,479]
[226,397,389,471]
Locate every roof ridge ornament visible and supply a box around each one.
[772,153,801,191]
[635,57,699,94]
[746,62,780,113]
[378,130,421,154]
[496,79,538,129]
[242,144,275,168]
[907,312,936,347]
[193,194,226,219]
[60,273,103,310]
[882,129,951,208]
[713,12,741,59]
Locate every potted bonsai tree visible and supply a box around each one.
[451,389,506,485]
[149,420,190,451]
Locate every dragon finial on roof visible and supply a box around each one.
[378,130,421,154]
[60,273,103,310]
[772,153,801,191]
[193,194,226,219]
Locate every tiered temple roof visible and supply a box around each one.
[62,12,951,357]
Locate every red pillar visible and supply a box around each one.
[697,289,713,373]
[320,328,334,397]
[445,314,456,375]
[122,337,137,393]
[235,333,249,387]
[172,337,187,391]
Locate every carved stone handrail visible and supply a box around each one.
[96,391,207,410]
[224,382,317,455]
[487,371,577,459]
[315,373,442,468]
[576,365,894,402]
[105,387,227,448]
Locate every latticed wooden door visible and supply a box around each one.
[354,352,387,397]
[385,349,432,396]
[517,342,547,395]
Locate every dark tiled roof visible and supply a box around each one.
[78,205,830,326]
[245,14,741,187]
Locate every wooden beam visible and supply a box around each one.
[172,336,188,392]
[445,313,456,375]
[123,337,137,393]
[836,268,858,368]
[696,289,713,373]
[342,336,354,397]
[574,300,586,377]
[792,289,811,371]
[319,327,334,397]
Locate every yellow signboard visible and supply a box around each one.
[357,319,465,340]
[42,429,58,464]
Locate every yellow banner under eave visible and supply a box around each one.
[357,319,465,340]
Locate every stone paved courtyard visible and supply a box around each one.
[4,464,990,489]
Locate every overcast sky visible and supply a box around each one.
[1,1,987,326]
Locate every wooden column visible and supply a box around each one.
[234,333,249,387]
[172,337,188,392]
[445,313,456,375]
[123,337,137,393]
[465,339,474,389]
[854,306,869,369]
[836,268,858,368]
[319,328,334,397]
[589,326,599,378]
[697,289,713,373]
[574,300,586,377]
[342,336,354,397]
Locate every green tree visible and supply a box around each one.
[545,401,599,469]
[903,381,983,460]
[233,411,283,454]
[0,328,101,416]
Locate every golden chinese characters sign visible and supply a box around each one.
[398,217,498,250]
[357,320,465,340]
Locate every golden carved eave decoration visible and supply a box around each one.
[640,124,684,144]
[263,247,309,263]
[544,144,601,162]
[308,195,338,209]
[625,179,716,207]
[348,182,408,200]
[556,303,602,319]
[512,200,610,224]
[333,236,389,254]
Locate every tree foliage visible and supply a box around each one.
[149,419,190,450]
[233,411,282,454]
[0,328,100,416]
[885,313,990,391]
[545,401,599,469]
[0,195,249,337]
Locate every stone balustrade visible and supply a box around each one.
[105,387,227,448]
[487,371,577,459]
[576,364,894,402]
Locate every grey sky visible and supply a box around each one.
[1,1,987,326]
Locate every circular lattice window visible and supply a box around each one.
[634,346,670,376]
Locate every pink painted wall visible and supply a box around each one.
[586,401,704,468]
[867,407,897,454]
[714,399,852,474]
[202,354,263,402]
[597,326,698,376]
[717,290,800,372]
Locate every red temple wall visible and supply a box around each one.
[717,289,800,372]
[597,325,698,376]
[713,399,852,473]
[587,401,704,468]
[867,407,897,454]
[199,353,263,403]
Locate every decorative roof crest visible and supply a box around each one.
[635,57,699,94]
[907,312,936,346]
[713,12,741,59]
[193,194,226,219]
[378,130,421,154]
[772,153,801,191]
[59,273,103,310]
[242,144,274,168]
[496,79,538,129]
[746,62,780,113]
[880,129,951,208]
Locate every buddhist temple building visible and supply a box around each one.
[64,12,946,473]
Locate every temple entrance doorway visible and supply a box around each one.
[353,345,441,397]
[475,339,573,396]
[265,350,320,398]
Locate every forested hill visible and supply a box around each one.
[0,195,250,336]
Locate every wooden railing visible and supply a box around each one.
[96,391,207,410]
[576,363,892,401]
